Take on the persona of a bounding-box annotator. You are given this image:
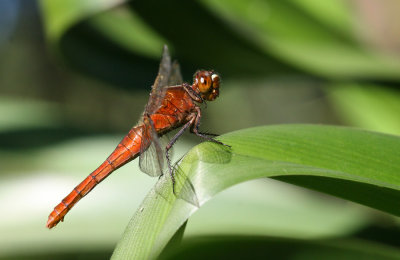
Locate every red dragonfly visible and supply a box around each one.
[47,45,225,228]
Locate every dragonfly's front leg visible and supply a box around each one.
[165,116,196,194]
[191,107,231,147]
[183,83,204,103]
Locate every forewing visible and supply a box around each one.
[168,60,183,86]
[139,117,167,177]
[145,45,172,115]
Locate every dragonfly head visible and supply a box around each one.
[193,70,220,101]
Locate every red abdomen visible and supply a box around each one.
[46,125,144,228]
[47,87,195,229]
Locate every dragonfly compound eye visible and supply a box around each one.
[211,73,220,89]
[194,71,220,101]
[205,73,220,101]
[198,75,212,93]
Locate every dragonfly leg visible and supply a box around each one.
[196,131,218,137]
[192,107,231,148]
[183,83,204,103]
[165,118,195,194]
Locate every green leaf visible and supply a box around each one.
[112,125,400,259]
[328,83,400,135]
[40,0,400,90]
[200,0,400,79]
[160,236,400,259]
[39,0,298,89]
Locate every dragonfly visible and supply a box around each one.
[46,45,226,229]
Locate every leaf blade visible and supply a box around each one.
[112,125,400,259]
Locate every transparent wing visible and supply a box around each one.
[168,60,183,86]
[173,161,199,207]
[139,45,174,176]
[139,116,168,177]
[154,143,233,205]
[144,45,172,115]
[154,156,199,207]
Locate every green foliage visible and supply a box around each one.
[112,125,400,259]
[2,0,399,259]
[160,236,400,260]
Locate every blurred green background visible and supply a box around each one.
[1,0,399,259]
